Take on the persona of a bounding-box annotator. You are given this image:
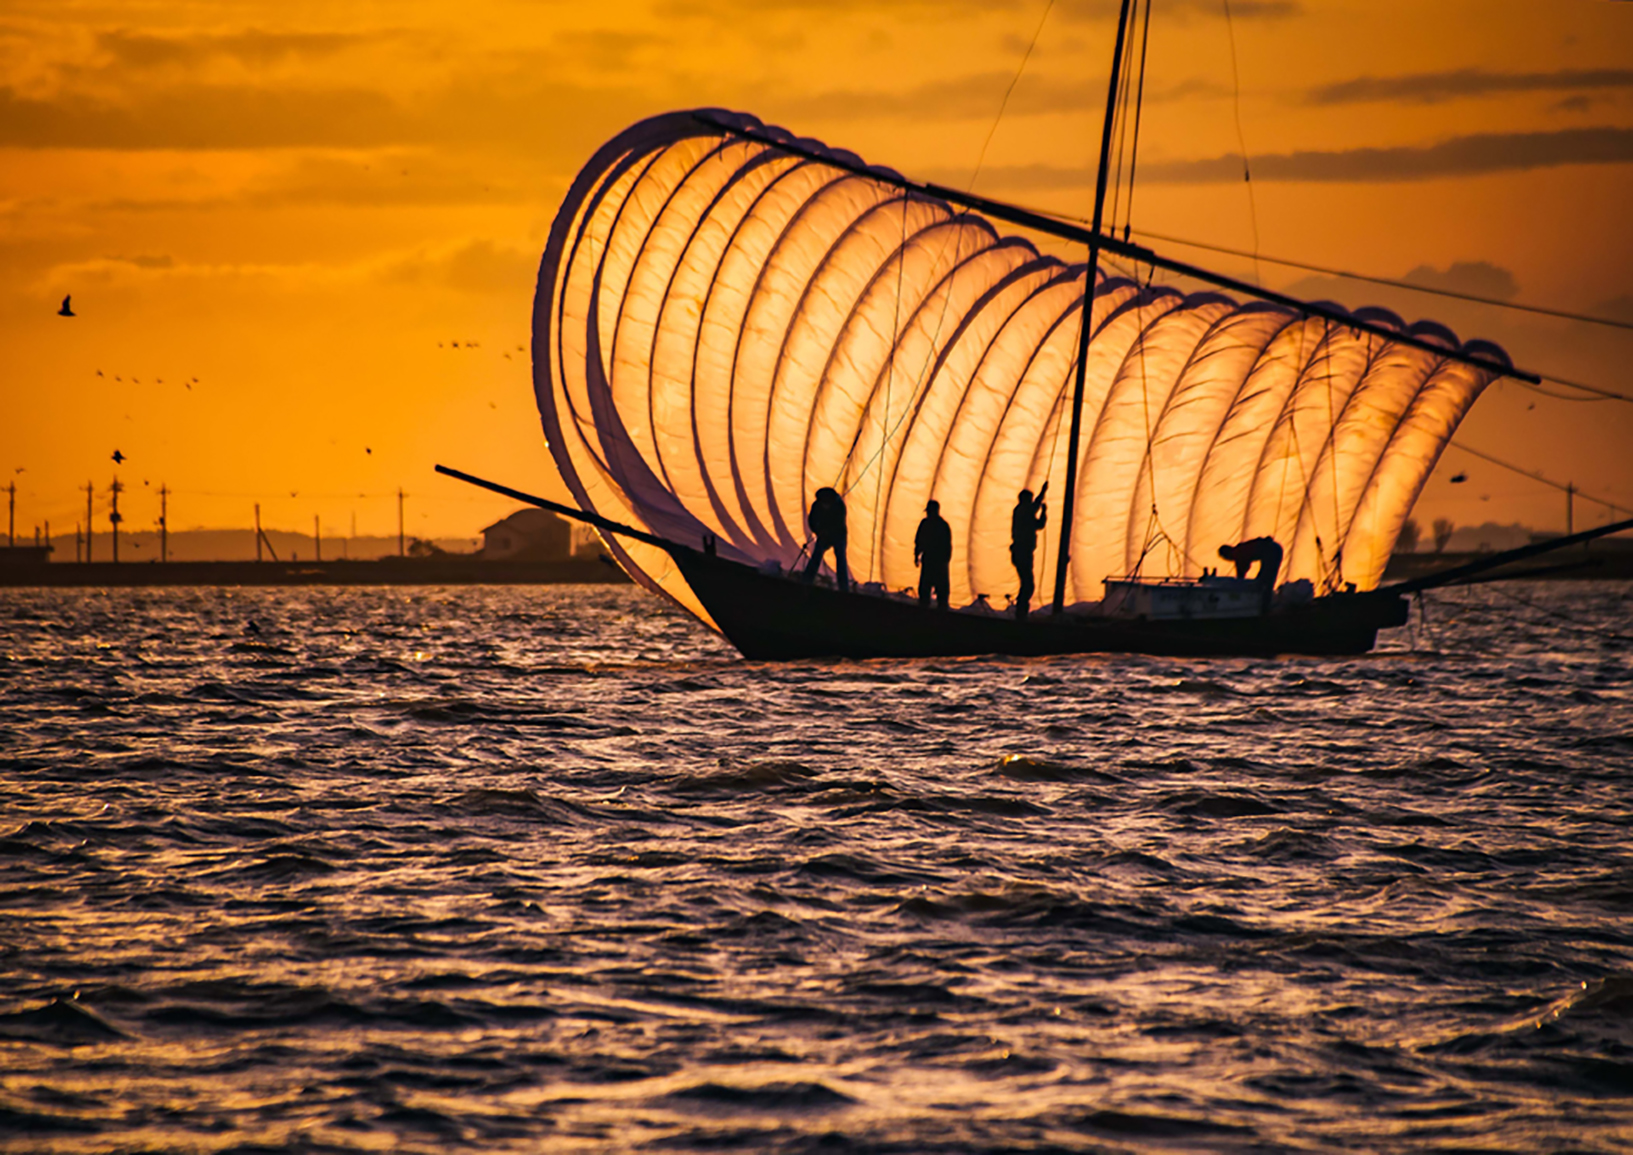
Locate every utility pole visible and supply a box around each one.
[109,477,124,563]
[75,523,82,563]
[6,479,13,547]
[85,481,94,563]
[397,487,405,557]
[43,520,50,558]
[158,484,169,562]
[1566,482,1575,536]
[314,514,321,562]
[255,504,263,562]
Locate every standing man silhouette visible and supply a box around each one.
[801,486,850,592]
[1010,483,1048,619]
[914,499,952,610]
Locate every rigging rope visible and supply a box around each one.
[1122,0,1154,243]
[1220,0,1261,287]
[1446,441,1626,515]
[1126,227,1633,336]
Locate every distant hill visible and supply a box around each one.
[41,528,481,563]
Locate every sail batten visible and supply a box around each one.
[535,111,1512,622]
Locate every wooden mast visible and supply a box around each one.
[1051,0,1136,614]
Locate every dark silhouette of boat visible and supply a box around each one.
[433,465,1631,661]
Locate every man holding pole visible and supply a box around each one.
[1010,484,1048,619]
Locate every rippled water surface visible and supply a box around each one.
[3,581,1632,1153]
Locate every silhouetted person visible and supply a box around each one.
[58,295,74,317]
[1218,537,1283,611]
[914,499,952,610]
[801,486,849,592]
[1010,484,1048,619]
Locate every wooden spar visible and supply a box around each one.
[434,464,678,550]
[691,117,1539,387]
[1053,0,1135,614]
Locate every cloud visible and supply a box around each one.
[1306,68,1633,106]
[781,71,1094,122]
[44,239,536,296]
[1593,295,1633,325]
[1400,261,1518,302]
[0,76,648,153]
[95,29,380,71]
[664,0,1296,17]
[1056,0,1301,20]
[551,30,664,70]
[1138,127,1633,183]
[779,68,1228,124]
[0,84,411,149]
[244,154,530,208]
[921,162,1092,192]
[380,240,537,295]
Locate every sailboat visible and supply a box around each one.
[440,0,1631,660]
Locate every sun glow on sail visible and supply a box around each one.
[533,110,1512,622]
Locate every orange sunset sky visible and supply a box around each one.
[3,0,1631,547]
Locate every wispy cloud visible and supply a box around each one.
[0,77,648,153]
[781,71,1094,122]
[1399,261,1518,301]
[1055,0,1301,21]
[920,162,1092,191]
[1138,127,1633,183]
[0,85,409,149]
[95,29,382,71]
[1307,68,1633,106]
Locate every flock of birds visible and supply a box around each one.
[60,292,530,473]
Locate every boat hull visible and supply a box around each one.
[666,548,1408,661]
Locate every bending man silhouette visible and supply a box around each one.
[801,486,849,592]
[914,499,952,610]
[1218,537,1284,612]
[1010,484,1047,619]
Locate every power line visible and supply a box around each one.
[1534,374,1633,404]
[1127,226,1633,333]
[1448,440,1624,514]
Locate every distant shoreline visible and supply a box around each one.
[1383,541,1633,583]
[0,556,629,588]
[1,542,1627,589]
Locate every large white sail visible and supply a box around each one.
[533,111,1511,624]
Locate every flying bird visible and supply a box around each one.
[365,447,372,454]
[96,370,103,377]
[58,295,74,317]
[112,450,125,464]
[1450,472,1468,484]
